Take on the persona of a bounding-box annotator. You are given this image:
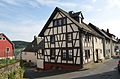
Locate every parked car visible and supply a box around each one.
[118,60,120,73]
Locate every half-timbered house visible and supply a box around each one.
[38,7,104,70]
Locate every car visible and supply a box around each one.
[118,60,120,73]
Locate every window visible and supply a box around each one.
[67,33,72,42]
[58,19,62,25]
[3,38,5,40]
[6,48,10,53]
[62,50,67,60]
[85,35,91,42]
[50,35,55,44]
[53,17,67,27]
[85,50,90,59]
[95,37,97,42]
[63,18,66,25]
[53,20,57,26]
[50,49,55,59]
[68,50,73,60]
[0,38,2,40]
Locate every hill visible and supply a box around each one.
[12,41,30,57]
[12,41,30,49]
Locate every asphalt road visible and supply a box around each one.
[24,58,120,79]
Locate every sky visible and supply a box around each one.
[0,0,120,42]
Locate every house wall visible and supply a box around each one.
[93,36,104,62]
[82,34,93,64]
[22,52,37,65]
[0,34,14,59]
[104,39,111,58]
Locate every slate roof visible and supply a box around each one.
[39,7,98,37]
[23,37,44,52]
[102,29,117,42]
[88,23,111,39]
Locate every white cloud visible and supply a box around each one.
[0,19,45,41]
[81,5,93,12]
[97,8,102,12]
[106,0,120,9]
[92,0,97,3]
[97,20,120,37]
[1,0,18,5]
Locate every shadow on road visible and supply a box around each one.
[72,70,120,79]
[23,68,80,79]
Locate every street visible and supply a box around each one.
[24,58,120,79]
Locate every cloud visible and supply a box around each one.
[81,4,93,12]
[0,19,45,41]
[92,0,97,3]
[1,0,19,5]
[96,19,120,37]
[106,0,120,9]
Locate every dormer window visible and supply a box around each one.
[53,17,66,27]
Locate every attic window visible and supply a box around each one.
[3,38,5,40]
[53,17,66,27]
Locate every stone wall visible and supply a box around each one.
[0,61,23,79]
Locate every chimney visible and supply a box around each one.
[69,11,73,16]
[34,35,36,40]
[68,11,84,23]
[107,29,109,33]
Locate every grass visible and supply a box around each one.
[0,59,16,68]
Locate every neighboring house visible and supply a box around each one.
[87,23,104,63]
[102,29,117,56]
[38,7,105,70]
[115,39,120,55]
[22,36,44,67]
[89,23,111,59]
[0,33,14,59]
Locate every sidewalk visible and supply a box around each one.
[83,58,112,70]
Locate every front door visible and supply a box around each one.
[96,49,99,63]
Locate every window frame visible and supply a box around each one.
[66,33,72,42]
[62,50,67,60]
[6,48,10,53]
[68,49,73,61]
[53,17,67,27]
[50,35,55,44]
[50,49,55,59]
